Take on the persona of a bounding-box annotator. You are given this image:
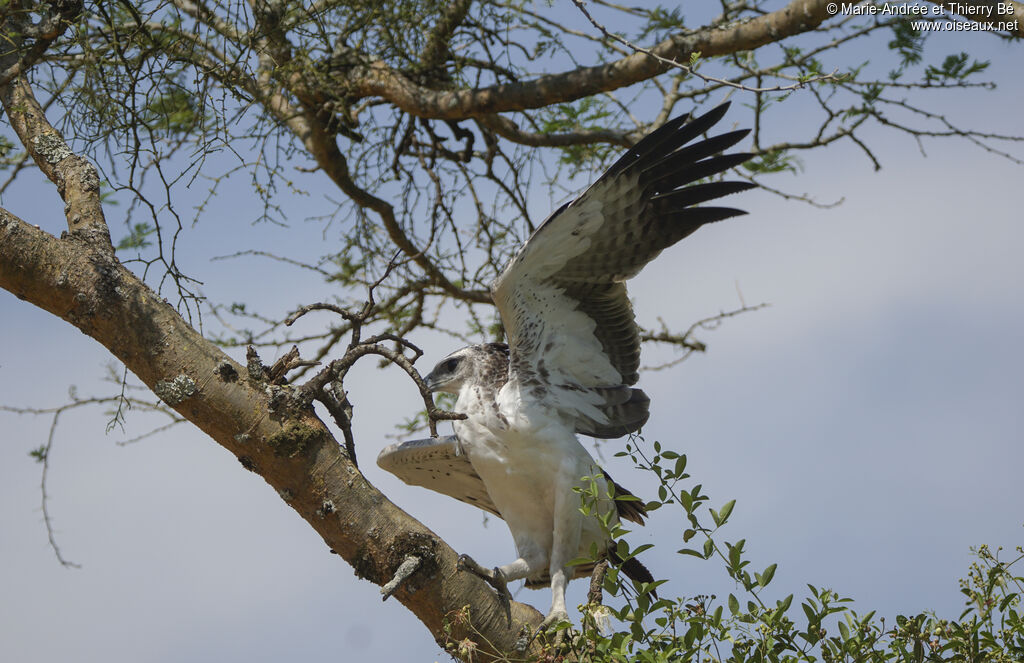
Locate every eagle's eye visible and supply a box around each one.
[443,357,460,373]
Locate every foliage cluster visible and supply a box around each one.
[518,440,1024,663]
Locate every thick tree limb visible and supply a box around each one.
[0,70,541,659]
[477,113,633,148]
[0,74,110,242]
[0,200,542,660]
[347,0,834,119]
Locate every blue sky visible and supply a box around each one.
[2,21,1023,663]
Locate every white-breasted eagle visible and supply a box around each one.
[377,103,754,631]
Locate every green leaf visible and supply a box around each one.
[673,454,687,477]
[744,149,799,175]
[888,19,925,68]
[925,52,990,82]
[728,539,745,568]
[803,602,817,624]
[760,563,777,587]
[718,499,736,525]
[116,222,155,251]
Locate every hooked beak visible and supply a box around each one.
[423,370,442,392]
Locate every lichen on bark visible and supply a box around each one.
[31,132,72,164]
[153,374,197,406]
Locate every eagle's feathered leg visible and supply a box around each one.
[530,456,588,643]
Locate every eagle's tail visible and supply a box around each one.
[524,550,658,596]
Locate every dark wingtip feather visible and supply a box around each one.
[673,102,732,145]
[677,205,751,220]
[578,388,650,438]
[654,180,757,206]
[602,102,735,181]
[632,111,693,152]
[641,129,751,181]
[647,152,755,194]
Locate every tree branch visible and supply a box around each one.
[346,0,834,119]
[569,0,842,93]
[416,0,474,73]
[476,113,633,148]
[0,74,112,245]
[0,0,83,87]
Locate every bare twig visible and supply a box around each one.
[640,303,770,372]
[38,409,80,568]
[2,390,182,567]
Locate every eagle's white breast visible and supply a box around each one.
[454,376,614,577]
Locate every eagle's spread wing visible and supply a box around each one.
[491,103,754,437]
[376,436,502,518]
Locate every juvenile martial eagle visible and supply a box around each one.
[378,103,754,632]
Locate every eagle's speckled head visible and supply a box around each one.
[424,343,509,394]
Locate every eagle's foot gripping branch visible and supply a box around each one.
[456,554,512,626]
[531,607,571,648]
